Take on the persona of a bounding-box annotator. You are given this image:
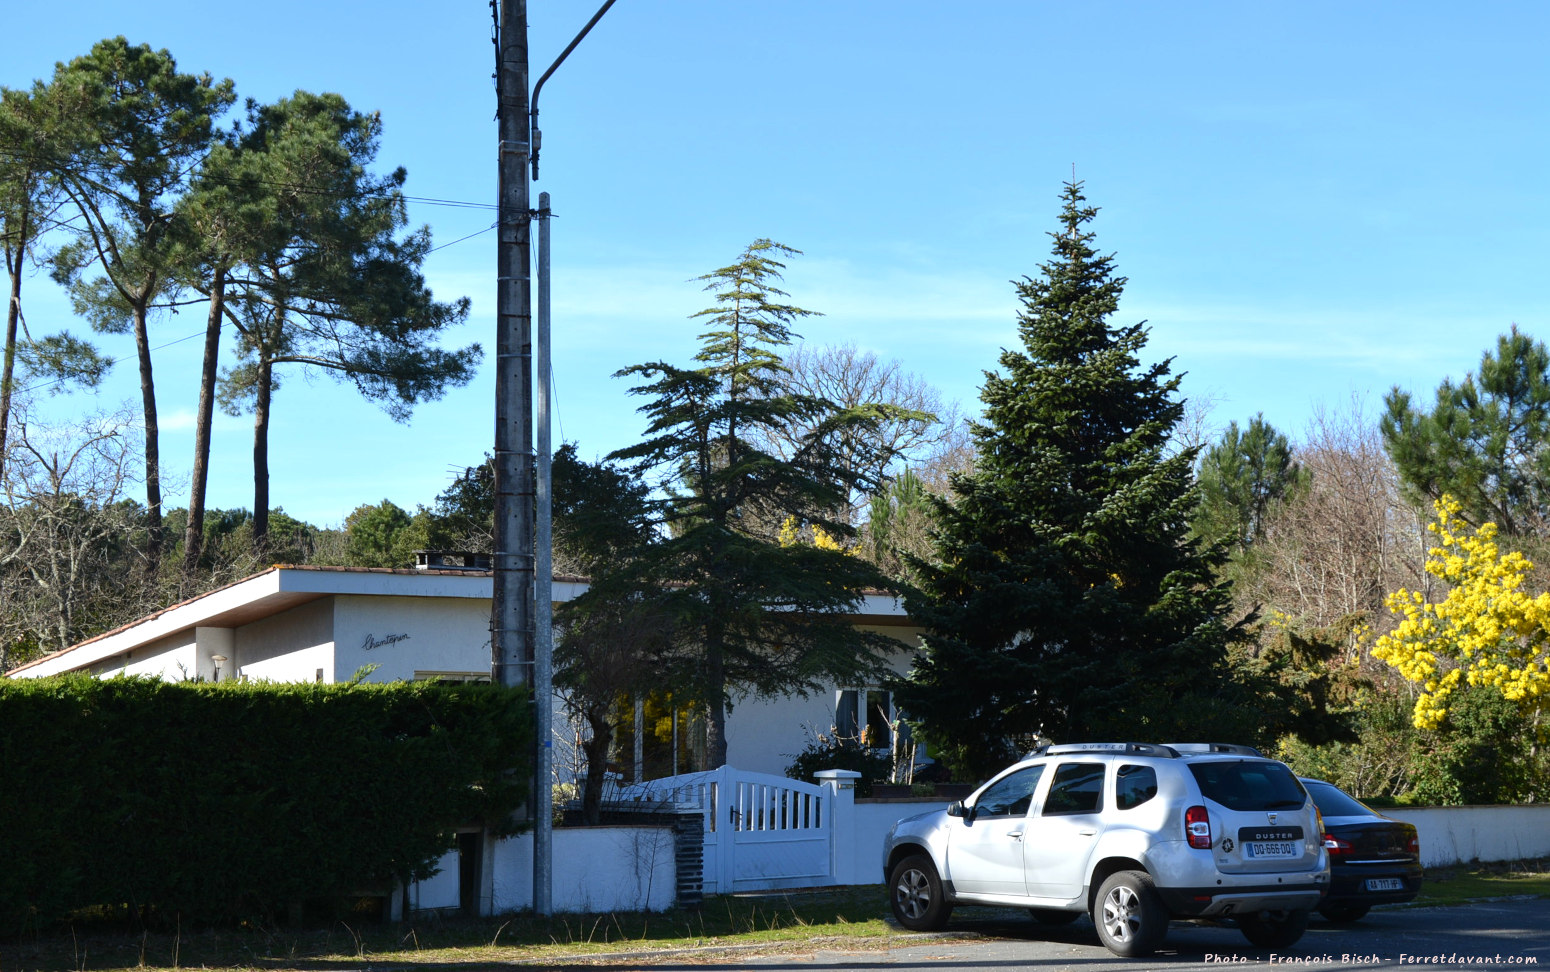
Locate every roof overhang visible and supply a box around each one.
[5,566,909,678]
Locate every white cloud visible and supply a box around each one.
[158,408,249,434]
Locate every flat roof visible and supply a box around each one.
[6,566,910,677]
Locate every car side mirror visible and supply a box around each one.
[947,800,971,820]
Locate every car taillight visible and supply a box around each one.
[1186,805,1212,849]
[1324,833,1353,856]
[1406,834,1419,856]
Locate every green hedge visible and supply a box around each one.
[0,675,532,932]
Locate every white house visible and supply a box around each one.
[6,560,930,915]
[6,561,926,778]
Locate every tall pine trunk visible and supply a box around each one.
[183,262,228,574]
[251,355,273,554]
[130,287,163,568]
[0,211,26,485]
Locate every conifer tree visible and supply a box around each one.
[897,184,1250,779]
[47,38,236,566]
[1382,327,1550,539]
[1192,414,1306,593]
[606,240,904,768]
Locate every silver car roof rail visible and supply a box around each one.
[1024,742,1180,759]
[1164,742,1264,757]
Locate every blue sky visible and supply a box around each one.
[7,1,1549,526]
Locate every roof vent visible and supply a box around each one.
[414,550,492,571]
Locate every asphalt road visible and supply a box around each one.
[574,898,1549,972]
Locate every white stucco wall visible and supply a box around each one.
[723,627,923,777]
[237,598,335,682]
[725,691,843,777]
[96,629,199,681]
[333,594,491,681]
[1386,805,1550,867]
[492,827,677,913]
[411,848,463,911]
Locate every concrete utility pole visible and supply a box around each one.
[533,190,554,916]
[493,0,534,693]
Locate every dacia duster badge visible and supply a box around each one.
[882,743,1330,956]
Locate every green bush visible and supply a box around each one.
[783,731,893,796]
[0,675,531,933]
[1278,684,1548,805]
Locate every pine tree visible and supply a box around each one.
[210,92,476,552]
[896,183,1249,779]
[606,240,903,768]
[47,38,236,566]
[1382,327,1550,538]
[1192,414,1306,592]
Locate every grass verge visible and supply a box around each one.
[2,860,1546,971]
[1410,856,1550,907]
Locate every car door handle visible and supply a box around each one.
[1007,831,1024,840]
[1077,829,1097,836]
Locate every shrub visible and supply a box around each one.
[783,731,893,796]
[0,675,532,933]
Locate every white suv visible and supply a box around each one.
[882,742,1329,956]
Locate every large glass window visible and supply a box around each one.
[1042,762,1105,815]
[974,765,1046,817]
[836,688,900,749]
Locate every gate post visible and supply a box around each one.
[814,769,863,885]
[715,764,736,893]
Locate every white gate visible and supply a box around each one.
[616,766,833,892]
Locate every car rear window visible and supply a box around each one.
[1305,780,1372,818]
[1188,760,1307,811]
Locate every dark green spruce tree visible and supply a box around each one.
[897,183,1254,780]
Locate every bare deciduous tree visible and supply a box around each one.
[0,403,149,667]
[1247,397,1427,642]
[758,342,960,524]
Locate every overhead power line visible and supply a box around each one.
[0,145,501,212]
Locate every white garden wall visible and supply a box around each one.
[492,826,677,914]
[1386,805,1550,867]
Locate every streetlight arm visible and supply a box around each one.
[530,0,619,180]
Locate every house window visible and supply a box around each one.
[413,671,492,684]
[835,688,902,749]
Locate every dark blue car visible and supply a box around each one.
[1302,778,1423,922]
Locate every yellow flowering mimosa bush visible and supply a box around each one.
[1373,495,1550,735]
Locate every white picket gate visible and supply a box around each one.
[615,766,836,892]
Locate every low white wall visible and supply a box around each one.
[840,799,948,884]
[1386,805,1550,868]
[411,848,462,911]
[493,826,677,914]
[841,799,952,884]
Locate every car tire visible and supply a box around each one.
[1093,870,1168,957]
[1240,909,1310,948]
[889,854,953,931]
[1318,902,1371,924]
[1029,907,1081,925]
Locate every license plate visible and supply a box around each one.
[1365,877,1404,892]
[1245,841,1298,859]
